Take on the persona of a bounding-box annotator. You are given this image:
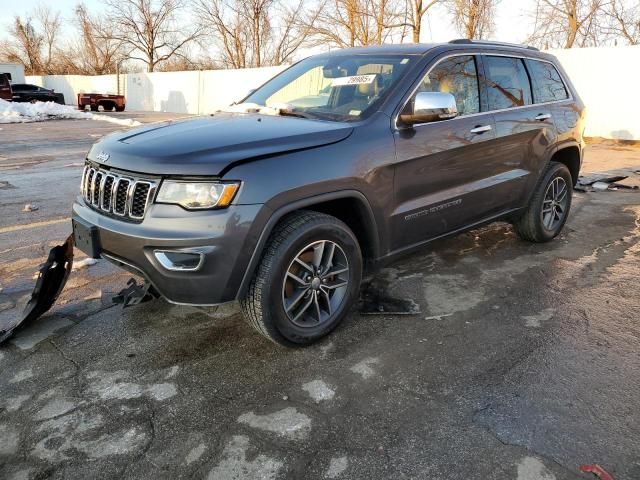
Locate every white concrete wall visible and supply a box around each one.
[26,46,640,139]
[549,46,640,140]
[27,66,286,115]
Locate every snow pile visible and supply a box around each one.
[0,98,87,123]
[91,114,141,127]
[0,99,140,127]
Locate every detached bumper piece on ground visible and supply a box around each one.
[0,234,74,344]
[0,234,160,345]
[112,278,160,308]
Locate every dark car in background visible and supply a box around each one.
[0,74,12,101]
[11,83,65,104]
[73,40,585,347]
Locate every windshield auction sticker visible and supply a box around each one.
[331,74,376,86]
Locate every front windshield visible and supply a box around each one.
[240,54,417,122]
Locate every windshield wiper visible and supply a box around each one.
[277,109,315,120]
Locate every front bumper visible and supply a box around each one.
[72,197,264,305]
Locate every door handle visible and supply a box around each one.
[535,113,552,121]
[470,125,492,134]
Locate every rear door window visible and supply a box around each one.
[525,59,568,103]
[416,55,480,116]
[483,56,532,110]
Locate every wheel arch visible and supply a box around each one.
[551,143,581,186]
[236,190,379,300]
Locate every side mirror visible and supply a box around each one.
[400,91,458,126]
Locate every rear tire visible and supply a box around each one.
[513,162,573,243]
[90,105,98,112]
[240,211,362,347]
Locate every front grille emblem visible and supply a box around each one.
[96,151,110,162]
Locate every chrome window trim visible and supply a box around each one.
[394,51,573,130]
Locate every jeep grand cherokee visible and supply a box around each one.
[72,39,585,346]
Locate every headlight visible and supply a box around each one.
[156,181,239,209]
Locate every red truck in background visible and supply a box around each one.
[78,93,126,112]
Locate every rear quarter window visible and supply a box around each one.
[525,59,569,103]
[483,56,533,110]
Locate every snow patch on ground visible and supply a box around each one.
[4,395,30,413]
[238,407,311,439]
[0,423,19,455]
[207,436,282,480]
[516,457,556,480]
[522,308,556,328]
[185,442,206,465]
[10,368,34,384]
[72,258,98,270]
[350,357,380,379]
[326,456,348,478]
[0,99,140,127]
[302,380,335,403]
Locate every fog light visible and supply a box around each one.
[154,250,204,271]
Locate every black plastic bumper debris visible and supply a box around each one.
[112,278,159,308]
[0,234,74,344]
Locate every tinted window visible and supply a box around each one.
[416,55,480,115]
[484,56,532,110]
[0,74,8,87]
[525,59,568,103]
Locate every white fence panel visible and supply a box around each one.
[550,46,640,140]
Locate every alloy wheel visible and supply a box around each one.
[281,240,350,327]
[541,177,569,230]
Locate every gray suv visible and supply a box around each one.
[72,40,585,346]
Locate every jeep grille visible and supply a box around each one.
[81,164,157,221]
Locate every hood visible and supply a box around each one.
[87,113,353,176]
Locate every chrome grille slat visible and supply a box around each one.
[81,164,156,222]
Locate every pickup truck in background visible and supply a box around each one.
[11,84,65,104]
[78,93,126,112]
[0,74,12,101]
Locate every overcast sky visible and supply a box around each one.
[0,0,535,46]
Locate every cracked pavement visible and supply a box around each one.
[1,116,640,479]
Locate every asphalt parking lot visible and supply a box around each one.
[1,113,639,480]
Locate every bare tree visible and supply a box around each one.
[105,0,202,72]
[0,5,62,75]
[196,0,316,68]
[405,0,441,42]
[603,0,640,45]
[305,0,405,49]
[528,0,606,48]
[60,4,126,75]
[448,0,499,39]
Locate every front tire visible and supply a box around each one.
[513,162,573,243]
[240,211,362,347]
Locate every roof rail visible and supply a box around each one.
[449,39,539,51]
